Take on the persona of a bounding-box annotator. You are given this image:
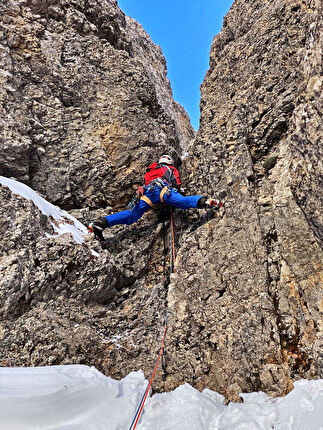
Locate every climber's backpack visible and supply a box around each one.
[145,163,178,188]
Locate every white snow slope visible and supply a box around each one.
[0,365,322,430]
[0,176,87,244]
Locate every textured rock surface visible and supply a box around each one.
[0,0,322,403]
[0,185,121,365]
[0,181,174,387]
[166,0,322,399]
[0,0,190,387]
[0,0,194,210]
[289,0,322,247]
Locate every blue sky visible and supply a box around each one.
[118,0,234,130]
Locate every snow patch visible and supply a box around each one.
[0,176,88,244]
[90,249,100,257]
[0,365,146,430]
[0,365,322,430]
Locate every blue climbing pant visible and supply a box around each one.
[106,185,203,227]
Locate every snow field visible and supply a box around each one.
[0,365,322,430]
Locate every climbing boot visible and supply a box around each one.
[206,199,223,209]
[88,217,108,241]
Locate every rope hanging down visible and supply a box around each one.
[128,323,167,430]
[128,208,175,430]
[170,207,176,274]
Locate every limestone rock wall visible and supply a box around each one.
[0,0,194,210]
[0,184,121,367]
[0,0,192,390]
[0,0,322,403]
[165,0,322,399]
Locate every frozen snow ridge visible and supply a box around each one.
[0,176,88,244]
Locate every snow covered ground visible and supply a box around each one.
[0,365,322,430]
[0,176,87,244]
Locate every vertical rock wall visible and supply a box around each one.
[0,0,322,402]
[166,0,322,400]
[0,0,193,391]
[0,0,194,210]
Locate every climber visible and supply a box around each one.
[88,154,223,241]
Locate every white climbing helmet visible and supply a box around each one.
[158,154,174,165]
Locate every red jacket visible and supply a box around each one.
[144,162,181,188]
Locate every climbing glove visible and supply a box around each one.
[88,217,108,241]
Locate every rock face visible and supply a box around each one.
[166,0,322,399]
[0,182,121,364]
[0,178,173,385]
[0,0,322,403]
[0,0,191,392]
[0,0,194,210]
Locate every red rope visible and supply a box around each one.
[170,208,176,273]
[131,323,167,429]
[129,208,174,429]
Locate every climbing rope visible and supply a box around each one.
[128,208,175,430]
[128,323,167,430]
[170,207,176,274]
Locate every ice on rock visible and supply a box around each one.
[0,176,87,244]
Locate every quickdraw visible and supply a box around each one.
[128,185,144,211]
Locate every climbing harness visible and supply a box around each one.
[160,186,170,203]
[128,179,173,211]
[140,195,154,207]
[146,177,167,191]
[128,209,175,430]
[146,178,173,203]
